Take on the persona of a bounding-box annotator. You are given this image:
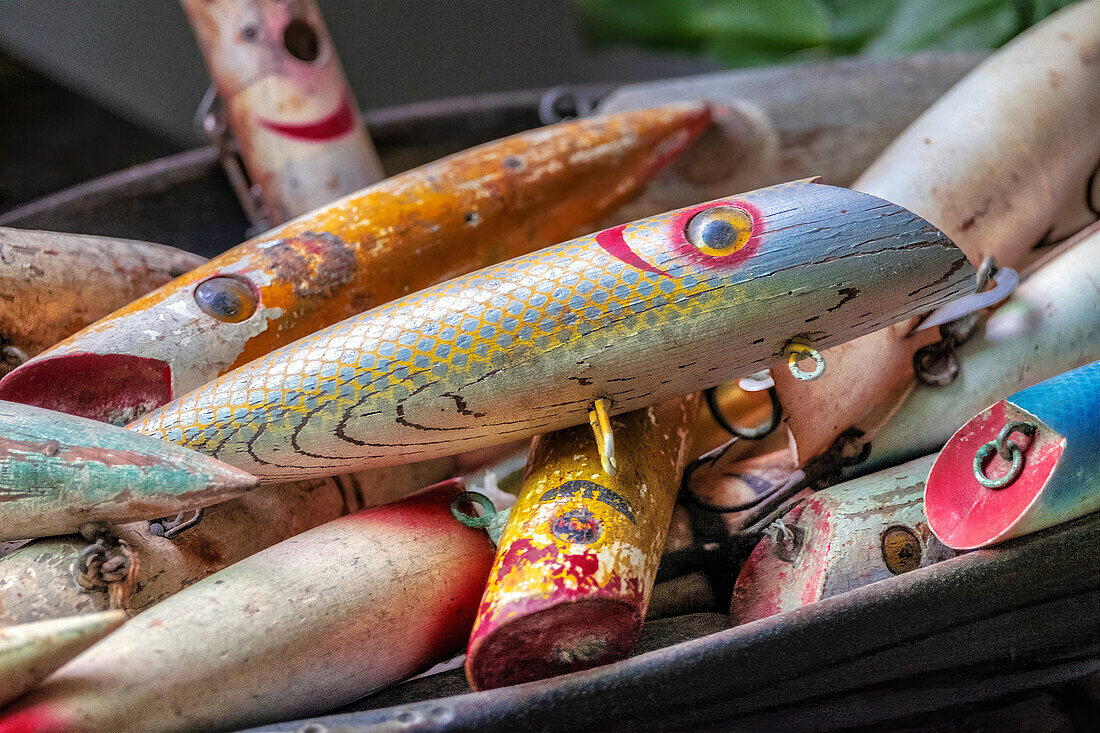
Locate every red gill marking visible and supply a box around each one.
[595,225,670,277]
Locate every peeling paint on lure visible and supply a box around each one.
[0,400,257,541]
[0,480,494,733]
[0,104,709,425]
[731,454,955,625]
[0,227,205,377]
[465,396,698,690]
[771,0,1100,466]
[856,226,1100,477]
[130,180,975,482]
[926,360,1100,550]
[0,458,455,625]
[0,610,126,710]
[181,0,385,225]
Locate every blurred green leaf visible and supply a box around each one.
[867,0,1018,54]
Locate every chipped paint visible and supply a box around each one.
[0,228,204,378]
[0,105,711,423]
[130,181,973,482]
[0,400,257,541]
[926,360,1100,549]
[466,396,698,690]
[731,454,956,625]
[0,482,494,733]
[181,0,385,223]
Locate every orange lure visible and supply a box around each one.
[0,104,710,424]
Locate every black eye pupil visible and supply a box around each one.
[701,219,738,250]
[208,291,241,317]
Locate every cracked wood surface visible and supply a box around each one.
[772,0,1100,463]
[130,181,973,482]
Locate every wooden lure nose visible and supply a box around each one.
[0,611,126,710]
[0,480,495,733]
[732,454,956,625]
[0,400,258,541]
[926,360,1100,550]
[0,227,204,379]
[0,104,710,424]
[466,396,698,690]
[131,180,973,482]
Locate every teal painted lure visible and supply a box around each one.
[926,360,1100,549]
[130,181,976,482]
[0,400,258,540]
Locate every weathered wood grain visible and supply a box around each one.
[242,510,1100,733]
[181,0,384,226]
[858,226,1100,476]
[731,454,955,624]
[467,396,699,690]
[0,457,455,624]
[0,227,204,377]
[772,0,1100,463]
[130,181,974,482]
[0,105,709,425]
[0,400,257,540]
[0,482,495,733]
[599,52,984,223]
[0,611,125,710]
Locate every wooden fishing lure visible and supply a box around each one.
[769,0,1100,465]
[731,454,955,625]
[465,396,698,690]
[0,400,257,541]
[0,104,710,425]
[181,0,385,226]
[0,611,125,709]
[0,480,494,733]
[926,360,1100,550]
[130,180,974,482]
[0,458,454,625]
[0,227,204,377]
[859,226,1100,476]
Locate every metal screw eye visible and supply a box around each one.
[451,491,495,528]
[784,341,825,381]
[973,420,1037,489]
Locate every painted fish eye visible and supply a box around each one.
[685,205,754,256]
[194,276,258,323]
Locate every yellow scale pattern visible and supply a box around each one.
[131,181,972,481]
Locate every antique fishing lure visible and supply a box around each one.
[131,180,975,482]
[731,454,955,625]
[858,226,1100,476]
[0,227,204,377]
[463,396,698,690]
[181,0,385,227]
[0,459,453,625]
[0,104,710,424]
[0,480,494,733]
[925,361,1100,550]
[0,611,126,709]
[769,0,1100,466]
[0,400,258,541]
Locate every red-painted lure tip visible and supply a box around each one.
[0,352,171,424]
